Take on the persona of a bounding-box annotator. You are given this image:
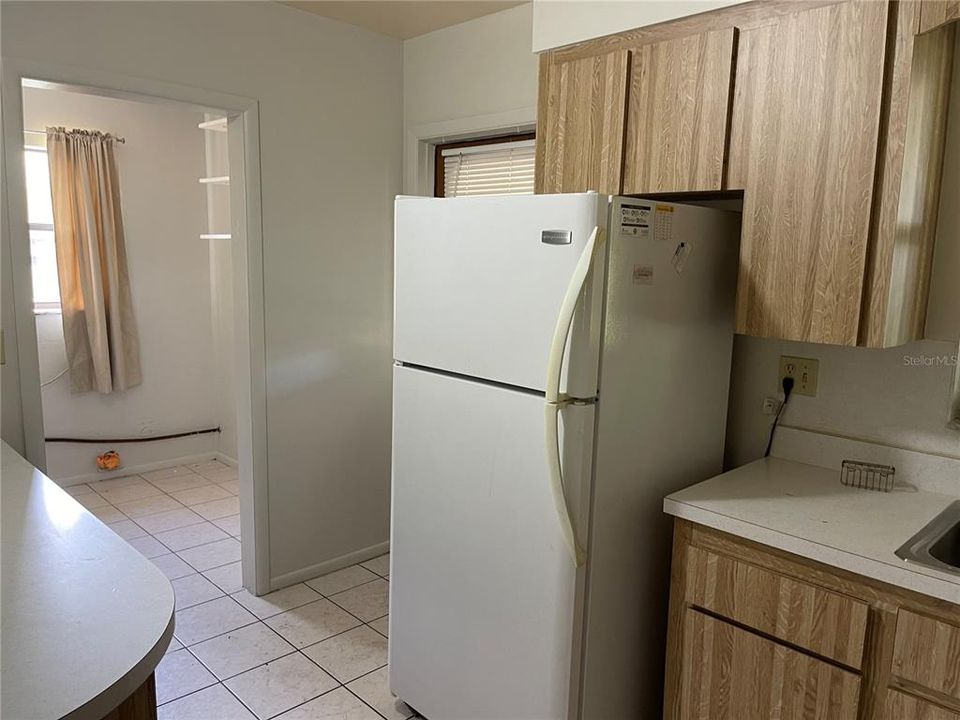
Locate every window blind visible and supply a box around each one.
[442,139,536,197]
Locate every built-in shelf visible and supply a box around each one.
[198,118,228,132]
[199,175,230,185]
[200,233,231,241]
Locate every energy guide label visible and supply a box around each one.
[620,205,651,240]
[654,205,674,242]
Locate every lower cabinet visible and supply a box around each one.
[680,609,860,719]
[664,520,960,720]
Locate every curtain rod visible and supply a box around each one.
[23,128,126,144]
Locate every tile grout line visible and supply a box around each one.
[150,527,240,555]
[174,617,373,720]
[166,584,391,712]
[162,609,395,716]
[136,466,395,718]
[173,594,363,653]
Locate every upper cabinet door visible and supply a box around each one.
[920,0,959,32]
[535,50,629,195]
[622,29,736,195]
[728,1,889,345]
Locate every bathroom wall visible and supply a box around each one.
[22,85,221,480]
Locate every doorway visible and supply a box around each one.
[1,62,270,594]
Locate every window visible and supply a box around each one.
[435,133,535,198]
[24,140,61,313]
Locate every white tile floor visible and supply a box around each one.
[73,461,414,720]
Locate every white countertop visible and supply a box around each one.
[1,442,175,720]
[664,456,960,605]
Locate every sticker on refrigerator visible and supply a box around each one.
[654,205,674,242]
[621,224,650,240]
[671,241,692,275]
[632,264,655,285]
[620,204,652,240]
[620,205,651,225]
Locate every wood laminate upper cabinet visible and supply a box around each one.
[727,1,889,345]
[622,29,736,194]
[882,691,960,720]
[921,0,960,32]
[534,50,629,194]
[862,20,955,347]
[680,609,862,719]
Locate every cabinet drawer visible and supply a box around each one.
[882,690,960,720]
[892,609,960,702]
[680,609,861,719]
[684,546,868,668]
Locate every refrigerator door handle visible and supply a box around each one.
[544,225,601,567]
[545,225,602,405]
[545,402,587,567]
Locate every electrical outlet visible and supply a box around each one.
[778,355,819,396]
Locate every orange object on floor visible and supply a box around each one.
[96,450,121,471]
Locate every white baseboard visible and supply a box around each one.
[57,450,225,487]
[269,541,390,592]
[215,452,238,467]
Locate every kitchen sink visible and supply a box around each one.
[896,501,960,576]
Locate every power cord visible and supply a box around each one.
[764,376,795,457]
[41,366,70,387]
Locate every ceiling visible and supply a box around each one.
[282,1,526,39]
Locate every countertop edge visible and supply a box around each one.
[1,442,177,720]
[663,497,960,606]
[64,610,175,720]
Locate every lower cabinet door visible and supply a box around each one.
[679,609,861,719]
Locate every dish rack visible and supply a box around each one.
[840,459,896,492]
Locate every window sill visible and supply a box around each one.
[33,307,62,316]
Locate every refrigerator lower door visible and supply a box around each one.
[390,364,594,720]
[394,193,606,398]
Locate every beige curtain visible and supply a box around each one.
[47,127,141,394]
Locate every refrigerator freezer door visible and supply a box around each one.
[394,193,606,397]
[390,364,594,720]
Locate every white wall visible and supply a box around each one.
[531,0,746,52]
[2,1,403,585]
[22,86,220,480]
[2,213,26,455]
[926,42,960,342]
[403,3,538,193]
[725,337,960,468]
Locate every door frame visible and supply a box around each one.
[0,57,271,595]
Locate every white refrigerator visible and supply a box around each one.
[390,193,740,720]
